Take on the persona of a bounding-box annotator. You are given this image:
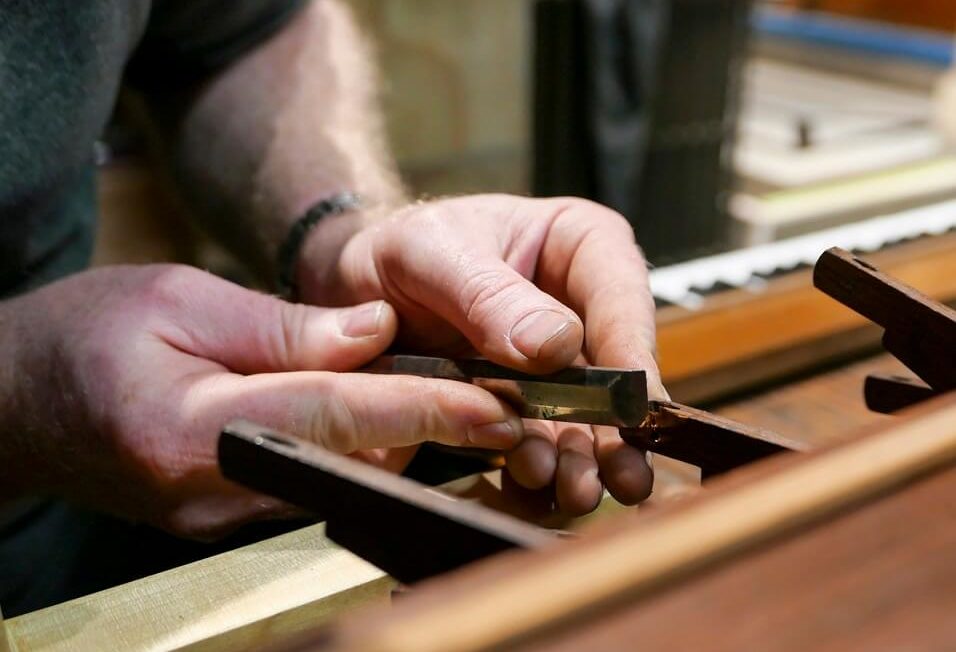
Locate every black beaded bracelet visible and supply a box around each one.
[276,192,361,300]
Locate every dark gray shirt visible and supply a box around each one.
[0,0,303,616]
[0,0,302,297]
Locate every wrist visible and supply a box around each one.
[275,193,363,300]
[294,200,398,305]
[0,293,59,497]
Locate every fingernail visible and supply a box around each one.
[648,377,671,402]
[468,419,521,449]
[341,301,384,338]
[509,310,576,360]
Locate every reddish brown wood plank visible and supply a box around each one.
[525,466,956,652]
[625,401,808,478]
[713,354,906,448]
[296,395,956,652]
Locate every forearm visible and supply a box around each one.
[0,300,28,498]
[0,291,73,499]
[157,0,406,284]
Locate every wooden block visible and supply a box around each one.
[623,401,809,478]
[813,246,956,390]
[4,523,392,652]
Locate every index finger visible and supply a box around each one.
[182,371,526,454]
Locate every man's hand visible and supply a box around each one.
[138,0,660,517]
[0,266,524,539]
[298,194,663,514]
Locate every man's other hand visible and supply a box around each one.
[4,266,523,539]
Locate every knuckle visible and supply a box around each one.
[390,378,471,447]
[271,301,313,369]
[557,198,634,237]
[460,267,526,325]
[313,389,361,453]
[420,392,461,443]
[385,204,445,245]
[424,382,480,443]
[139,265,207,313]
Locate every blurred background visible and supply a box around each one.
[91,0,956,509]
[96,0,956,269]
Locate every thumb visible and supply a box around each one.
[157,270,398,373]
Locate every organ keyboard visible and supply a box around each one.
[650,199,956,310]
[651,200,956,404]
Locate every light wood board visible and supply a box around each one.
[3,523,392,652]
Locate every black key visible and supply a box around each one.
[695,280,738,296]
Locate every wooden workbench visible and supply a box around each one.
[306,393,956,652]
[2,349,910,652]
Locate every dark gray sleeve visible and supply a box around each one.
[127,0,307,88]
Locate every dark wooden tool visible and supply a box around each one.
[218,406,800,582]
[623,401,809,479]
[218,420,557,585]
[814,247,956,413]
[219,354,802,583]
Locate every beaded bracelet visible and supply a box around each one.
[275,192,361,300]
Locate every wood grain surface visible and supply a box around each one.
[714,353,905,447]
[624,401,808,478]
[4,524,392,652]
[525,464,956,652]
[308,394,956,652]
